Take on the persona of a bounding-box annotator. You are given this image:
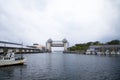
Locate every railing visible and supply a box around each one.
[0,41,42,53]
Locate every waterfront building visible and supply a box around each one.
[87,45,120,54]
[33,44,45,52]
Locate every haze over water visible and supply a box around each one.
[0,53,120,80]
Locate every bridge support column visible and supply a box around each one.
[47,43,51,52]
[64,43,68,51]
[63,39,69,52]
[46,39,52,52]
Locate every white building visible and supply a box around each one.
[86,45,120,55]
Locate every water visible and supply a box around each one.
[1,53,120,80]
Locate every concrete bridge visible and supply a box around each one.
[0,41,42,54]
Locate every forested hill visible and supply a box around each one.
[68,40,120,51]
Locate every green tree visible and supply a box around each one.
[106,40,120,45]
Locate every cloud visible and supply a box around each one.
[0,0,120,46]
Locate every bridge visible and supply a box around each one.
[0,41,42,54]
[46,39,69,52]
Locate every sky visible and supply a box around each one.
[0,0,120,47]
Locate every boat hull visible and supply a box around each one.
[0,59,26,67]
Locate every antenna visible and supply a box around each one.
[21,42,23,59]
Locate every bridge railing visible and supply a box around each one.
[0,41,42,53]
[0,41,39,49]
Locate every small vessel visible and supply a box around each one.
[0,50,26,67]
[85,49,95,55]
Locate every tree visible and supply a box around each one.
[106,40,120,45]
[68,39,120,52]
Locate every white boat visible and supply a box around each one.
[111,51,116,55]
[105,50,110,55]
[85,49,95,55]
[85,49,92,54]
[117,51,120,54]
[0,50,26,67]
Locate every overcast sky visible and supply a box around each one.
[0,0,120,46]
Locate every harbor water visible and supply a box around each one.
[0,52,120,80]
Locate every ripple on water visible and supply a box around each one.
[0,53,120,80]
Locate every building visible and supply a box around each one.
[86,45,120,54]
[33,44,45,52]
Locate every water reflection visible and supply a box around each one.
[0,53,120,80]
[0,65,27,80]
